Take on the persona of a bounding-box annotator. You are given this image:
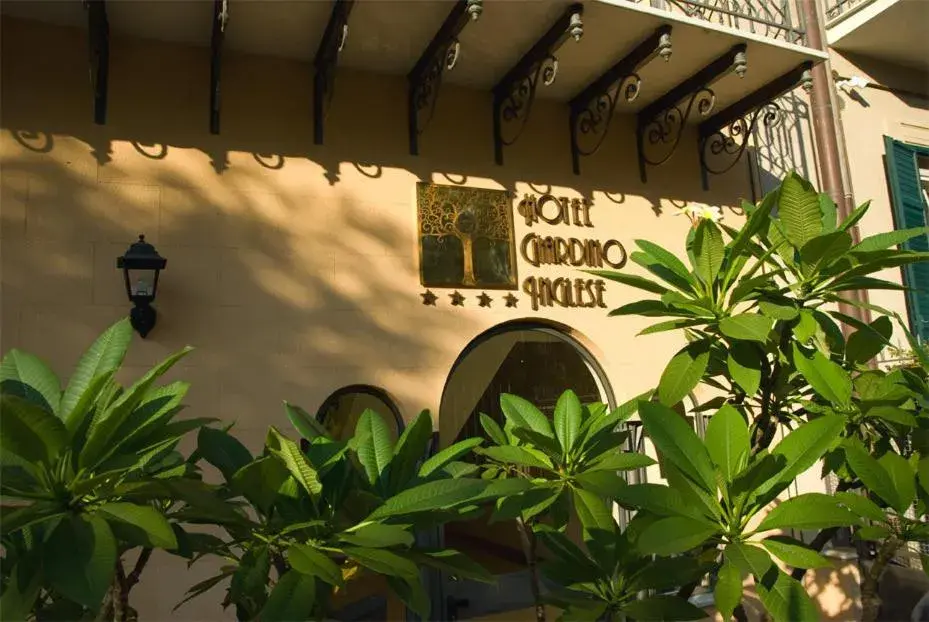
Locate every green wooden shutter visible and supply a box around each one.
[884,136,929,342]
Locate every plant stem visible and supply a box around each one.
[125,548,152,591]
[861,536,900,622]
[515,517,545,622]
[113,560,128,622]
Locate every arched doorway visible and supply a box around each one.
[437,320,615,621]
[315,384,404,441]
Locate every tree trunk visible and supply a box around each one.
[515,517,545,622]
[861,537,900,622]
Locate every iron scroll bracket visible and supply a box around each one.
[635,43,748,182]
[313,0,355,145]
[84,0,109,125]
[568,25,673,175]
[408,0,483,156]
[698,62,813,189]
[492,3,584,166]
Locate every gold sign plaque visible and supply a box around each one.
[417,183,518,290]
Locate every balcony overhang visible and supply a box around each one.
[825,0,929,71]
[2,0,826,181]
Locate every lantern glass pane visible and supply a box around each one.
[129,269,157,297]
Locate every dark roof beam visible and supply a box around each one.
[313,0,355,145]
[210,0,228,135]
[492,3,584,166]
[568,25,673,175]
[408,0,483,156]
[84,0,109,125]
[636,43,748,182]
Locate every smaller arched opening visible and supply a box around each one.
[315,384,405,442]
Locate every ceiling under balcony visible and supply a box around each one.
[825,0,929,71]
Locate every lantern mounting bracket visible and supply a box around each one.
[492,3,584,166]
[408,0,483,156]
[635,44,748,182]
[210,0,228,134]
[568,25,672,175]
[313,0,355,145]
[84,0,109,125]
[698,62,813,189]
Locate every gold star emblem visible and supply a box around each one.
[504,293,519,308]
[420,290,438,306]
[450,291,465,306]
[478,292,492,307]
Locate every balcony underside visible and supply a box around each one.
[826,0,929,71]
[1,0,826,184]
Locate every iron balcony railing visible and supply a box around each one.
[634,0,807,46]
[823,0,876,27]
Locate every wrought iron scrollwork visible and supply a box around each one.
[700,101,783,185]
[639,86,717,169]
[493,4,584,165]
[635,44,746,182]
[313,0,355,145]
[568,26,672,175]
[408,0,482,155]
[84,0,109,125]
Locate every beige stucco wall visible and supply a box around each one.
[0,15,864,621]
[830,50,929,348]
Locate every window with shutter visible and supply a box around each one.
[883,136,929,343]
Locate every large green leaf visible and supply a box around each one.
[834,491,885,522]
[477,445,553,470]
[105,381,190,458]
[840,200,870,232]
[572,487,614,533]
[418,438,483,478]
[778,173,823,249]
[0,562,41,621]
[757,493,860,532]
[267,427,322,496]
[705,404,749,482]
[846,316,893,366]
[553,389,582,454]
[60,319,133,428]
[879,452,916,512]
[844,439,900,510]
[340,522,415,549]
[800,231,852,268]
[287,543,343,586]
[728,341,763,395]
[0,395,67,465]
[762,535,832,569]
[691,220,725,285]
[586,451,655,472]
[479,413,508,446]
[719,314,773,343]
[637,516,718,555]
[0,349,61,416]
[0,502,65,536]
[43,514,117,610]
[757,568,820,622]
[367,478,491,520]
[657,341,711,407]
[389,409,433,492]
[623,595,708,621]
[792,344,851,407]
[714,560,743,622]
[585,269,669,294]
[260,570,315,622]
[283,401,329,440]
[632,556,708,592]
[639,401,716,493]
[852,226,929,253]
[343,546,419,579]
[499,393,553,438]
[635,240,697,290]
[352,409,394,486]
[612,483,712,522]
[752,416,844,504]
[197,426,252,482]
[96,502,177,549]
[408,549,495,584]
[81,347,193,469]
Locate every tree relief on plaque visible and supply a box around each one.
[416,183,517,289]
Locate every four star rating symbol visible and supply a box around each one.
[419,290,518,308]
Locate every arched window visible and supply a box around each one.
[315,385,404,442]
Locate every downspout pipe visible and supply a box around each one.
[799,0,871,327]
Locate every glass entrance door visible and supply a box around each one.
[439,325,612,621]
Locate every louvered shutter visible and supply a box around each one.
[884,136,929,342]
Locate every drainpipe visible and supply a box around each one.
[799,0,871,327]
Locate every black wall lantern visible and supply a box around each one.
[117,235,166,338]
